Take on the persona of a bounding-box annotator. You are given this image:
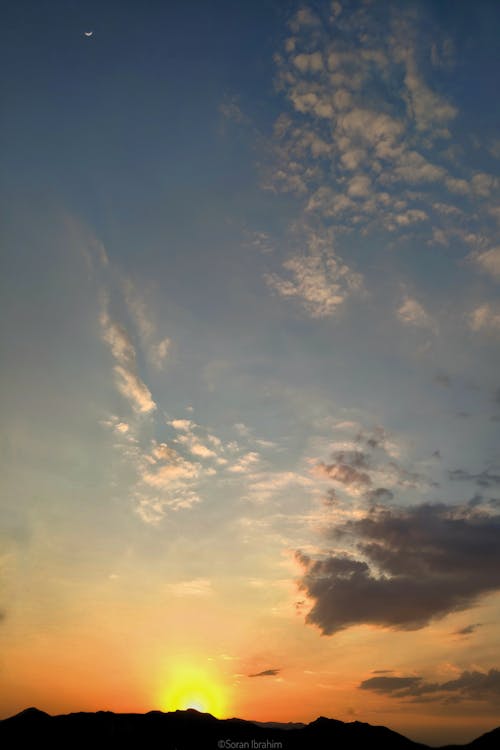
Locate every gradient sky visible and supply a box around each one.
[1,1,500,745]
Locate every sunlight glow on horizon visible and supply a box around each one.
[159,664,228,718]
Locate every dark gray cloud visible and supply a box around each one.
[467,493,484,508]
[249,669,280,678]
[364,487,394,503]
[316,427,427,499]
[334,450,370,469]
[359,668,500,704]
[356,427,389,450]
[372,669,394,674]
[452,623,482,636]
[449,468,500,487]
[296,503,500,634]
[315,460,372,488]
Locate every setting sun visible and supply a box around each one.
[160,665,227,717]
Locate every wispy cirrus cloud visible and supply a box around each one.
[100,303,156,414]
[123,278,172,370]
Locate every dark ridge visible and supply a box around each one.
[439,727,500,750]
[5,707,50,721]
[0,708,498,749]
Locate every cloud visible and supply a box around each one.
[314,457,372,491]
[100,308,156,414]
[449,468,500,488]
[113,365,156,414]
[265,244,363,319]
[167,579,213,598]
[471,247,500,280]
[219,97,246,124]
[228,452,261,474]
[265,0,500,312]
[397,296,434,329]
[360,676,422,694]
[188,441,217,459]
[296,502,500,634]
[364,487,394,503]
[401,53,457,134]
[310,428,422,501]
[249,669,281,678]
[133,440,204,522]
[453,623,482,637]
[123,279,172,370]
[142,442,199,488]
[150,337,171,369]
[245,470,314,503]
[468,303,500,334]
[359,668,500,704]
[293,52,324,73]
[170,419,193,431]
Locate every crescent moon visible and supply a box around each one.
[84,31,94,37]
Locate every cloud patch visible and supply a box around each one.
[100,307,156,414]
[249,669,281,678]
[359,668,500,704]
[296,502,500,634]
[265,243,363,319]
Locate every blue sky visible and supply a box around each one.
[1,1,500,744]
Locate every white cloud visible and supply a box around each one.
[228,452,261,474]
[472,247,500,280]
[396,296,434,329]
[265,246,363,318]
[150,337,171,369]
[100,307,156,414]
[100,313,135,365]
[189,441,217,459]
[123,279,172,370]
[468,303,500,333]
[170,418,194,431]
[246,471,314,503]
[113,365,156,414]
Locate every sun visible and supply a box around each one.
[160,664,227,717]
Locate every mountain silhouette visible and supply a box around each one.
[0,707,497,749]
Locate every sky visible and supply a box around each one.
[1,0,500,745]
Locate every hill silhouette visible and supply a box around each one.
[0,707,497,749]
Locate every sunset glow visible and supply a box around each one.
[2,1,500,747]
[160,665,227,717]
